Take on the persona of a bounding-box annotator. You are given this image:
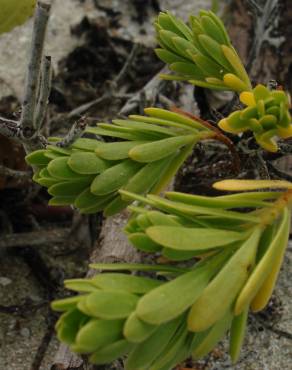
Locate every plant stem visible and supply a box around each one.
[21,1,51,137]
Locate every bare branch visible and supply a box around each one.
[21,1,51,137]
[0,228,70,248]
[119,66,168,116]
[56,116,87,148]
[68,95,108,119]
[0,116,20,140]
[67,44,140,119]
[246,0,284,72]
[113,43,141,86]
[246,0,263,16]
[0,165,31,180]
[35,56,52,130]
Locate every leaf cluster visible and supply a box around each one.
[26,109,208,215]
[219,85,292,152]
[53,182,291,367]
[23,7,292,369]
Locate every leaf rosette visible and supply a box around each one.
[26,108,208,216]
[155,10,251,92]
[219,84,292,152]
[52,180,292,367]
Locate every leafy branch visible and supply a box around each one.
[4,2,292,369]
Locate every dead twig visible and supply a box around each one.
[56,116,87,148]
[35,56,52,130]
[0,228,70,248]
[21,2,51,137]
[119,66,169,115]
[246,0,284,72]
[67,44,141,119]
[0,165,31,180]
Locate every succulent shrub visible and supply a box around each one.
[155,10,252,92]
[218,84,292,152]
[53,180,292,368]
[24,7,292,370]
[26,108,210,216]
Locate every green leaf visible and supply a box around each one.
[89,339,133,365]
[90,263,189,274]
[189,78,227,90]
[200,14,229,45]
[191,310,233,359]
[198,34,231,70]
[68,152,110,174]
[146,210,183,227]
[0,0,36,35]
[147,194,260,222]
[162,247,202,261]
[125,316,182,370]
[91,160,142,195]
[149,321,188,370]
[144,108,205,130]
[234,208,290,315]
[84,291,138,319]
[113,119,175,137]
[57,309,87,345]
[74,188,110,209]
[64,279,100,293]
[103,195,130,217]
[171,37,199,60]
[146,225,245,251]
[166,191,275,208]
[188,228,262,331]
[47,157,84,180]
[150,143,195,195]
[136,252,229,325]
[129,135,196,163]
[36,177,59,187]
[75,318,124,353]
[213,179,292,191]
[51,296,83,312]
[86,127,142,141]
[124,312,158,343]
[80,194,115,214]
[221,45,251,88]
[47,145,72,156]
[25,149,50,166]
[71,138,101,151]
[95,141,147,160]
[122,155,174,195]
[129,113,197,132]
[44,151,65,160]
[99,123,162,140]
[155,48,187,64]
[128,233,162,253]
[170,62,205,79]
[48,180,90,197]
[48,196,76,206]
[165,11,193,41]
[192,53,226,80]
[92,273,162,294]
[135,214,153,229]
[159,30,180,53]
[229,307,248,363]
[207,11,231,45]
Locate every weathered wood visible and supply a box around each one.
[0,228,70,248]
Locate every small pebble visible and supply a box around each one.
[20,328,30,338]
[0,277,12,286]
